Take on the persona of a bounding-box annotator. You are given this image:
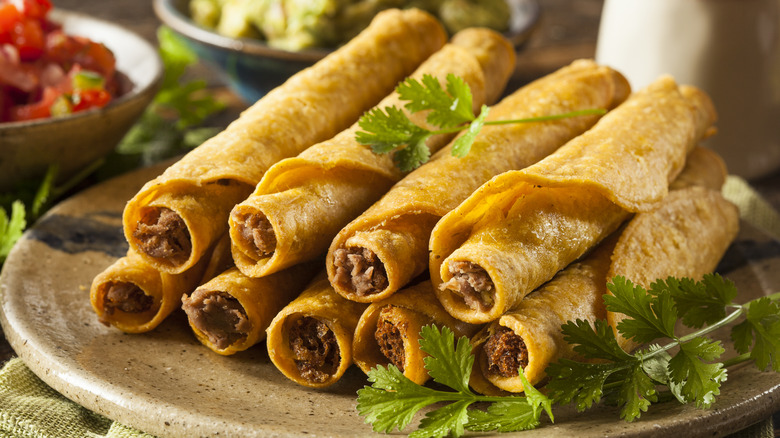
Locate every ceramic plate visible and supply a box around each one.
[1,163,779,437]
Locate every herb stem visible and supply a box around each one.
[722,352,752,368]
[640,308,744,361]
[483,109,607,126]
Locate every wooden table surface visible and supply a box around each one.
[2,0,779,435]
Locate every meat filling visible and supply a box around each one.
[332,247,389,296]
[133,207,192,266]
[103,282,153,315]
[375,307,407,372]
[181,291,251,350]
[484,326,528,378]
[288,317,340,383]
[233,211,276,258]
[440,261,495,311]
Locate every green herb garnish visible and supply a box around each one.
[357,274,780,436]
[355,73,607,171]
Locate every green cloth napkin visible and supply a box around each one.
[0,175,778,438]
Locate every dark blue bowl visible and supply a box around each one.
[153,0,539,104]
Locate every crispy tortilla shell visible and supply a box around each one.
[122,8,448,274]
[327,59,632,303]
[431,76,717,324]
[229,28,515,278]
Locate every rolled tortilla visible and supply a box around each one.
[89,234,232,333]
[352,279,481,385]
[326,59,632,303]
[122,8,448,274]
[181,263,318,355]
[265,273,369,388]
[431,76,718,324]
[228,28,516,279]
[469,147,738,395]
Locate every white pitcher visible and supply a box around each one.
[595,0,780,179]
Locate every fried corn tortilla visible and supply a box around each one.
[90,235,233,333]
[352,280,481,385]
[228,28,516,279]
[431,76,718,324]
[122,8,448,274]
[181,263,318,355]
[265,273,369,388]
[468,147,738,394]
[326,59,631,303]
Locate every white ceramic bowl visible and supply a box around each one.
[0,9,163,191]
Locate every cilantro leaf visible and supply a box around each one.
[0,201,26,264]
[545,359,625,411]
[357,364,443,433]
[616,364,657,421]
[731,297,780,371]
[393,136,432,173]
[516,366,554,422]
[397,73,475,128]
[419,325,474,394]
[639,345,687,403]
[356,106,431,154]
[606,276,678,343]
[662,274,737,328]
[668,337,727,408]
[410,399,471,438]
[561,319,634,362]
[451,105,490,158]
[466,399,542,432]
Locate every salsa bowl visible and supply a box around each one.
[0,9,163,191]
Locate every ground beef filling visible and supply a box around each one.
[331,247,389,296]
[133,207,192,266]
[103,282,153,315]
[440,261,495,311]
[181,291,251,350]
[375,307,407,372]
[233,211,276,258]
[484,326,529,378]
[288,317,340,383]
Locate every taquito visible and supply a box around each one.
[90,234,233,333]
[352,279,481,385]
[469,147,739,395]
[229,28,516,278]
[266,273,368,388]
[122,8,448,274]
[431,76,718,324]
[326,59,631,303]
[181,263,318,355]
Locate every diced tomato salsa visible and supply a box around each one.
[0,0,118,123]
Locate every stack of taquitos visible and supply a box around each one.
[121,8,448,275]
[430,76,718,324]
[326,59,631,303]
[468,146,739,395]
[228,28,516,278]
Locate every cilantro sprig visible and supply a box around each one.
[355,73,607,171]
[357,325,553,437]
[357,274,780,436]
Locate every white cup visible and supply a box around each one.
[595,0,780,179]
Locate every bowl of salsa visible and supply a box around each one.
[0,0,163,190]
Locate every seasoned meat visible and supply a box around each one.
[375,307,407,372]
[484,326,528,378]
[103,282,153,315]
[440,261,494,311]
[181,290,251,350]
[232,211,276,258]
[133,207,192,266]
[332,247,389,296]
[288,317,340,383]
